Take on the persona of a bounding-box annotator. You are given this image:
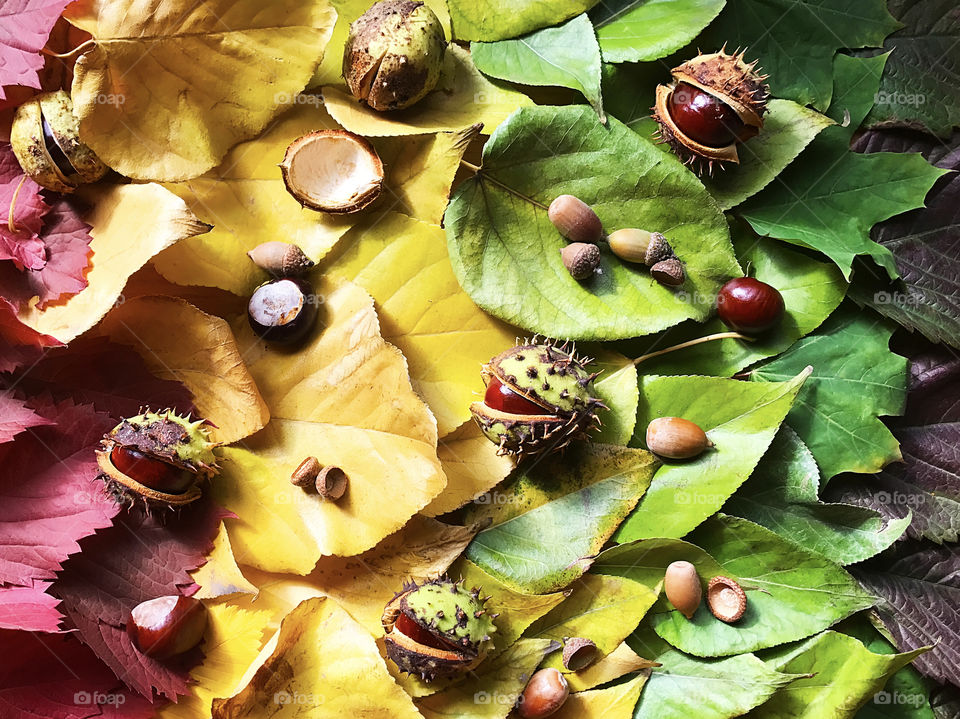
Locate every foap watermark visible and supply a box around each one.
[874,491,925,508]
[474,491,520,506]
[474,690,520,706]
[873,691,926,707]
[874,91,926,108]
[673,290,718,308]
[74,691,126,707]
[274,690,324,706]
[674,489,726,506]
[873,291,920,306]
[91,93,126,106]
[274,92,323,108]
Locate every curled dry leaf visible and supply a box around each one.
[566,642,659,693]
[64,0,337,180]
[213,277,446,572]
[190,523,258,600]
[96,295,269,446]
[212,597,422,719]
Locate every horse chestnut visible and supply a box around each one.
[716,277,784,334]
[127,595,207,660]
[668,82,746,148]
[247,277,318,344]
[110,445,195,495]
[483,376,549,415]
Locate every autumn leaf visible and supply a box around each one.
[566,642,658,693]
[0,0,71,99]
[446,0,598,41]
[0,143,48,269]
[552,673,648,719]
[0,393,51,443]
[190,524,258,600]
[64,0,337,180]
[428,421,515,516]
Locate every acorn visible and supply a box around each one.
[382,576,496,682]
[663,561,701,619]
[561,637,598,671]
[10,90,108,192]
[707,576,746,623]
[470,339,607,457]
[652,49,770,174]
[96,409,219,511]
[560,242,600,281]
[343,0,447,111]
[548,195,603,244]
[247,241,314,278]
[517,668,569,718]
[607,229,674,266]
[645,417,713,459]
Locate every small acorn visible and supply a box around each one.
[562,637,598,671]
[707,576,746,623]
[645,417,712,459]
[548,195,603,244]
[316,466,348,500]
[560,242,601,281]
[247,241,314,278]
[290,456,322,488]
[607,229,674,266]
[650,257,686,287]
[518,668,569,718]
[664,561,702,619]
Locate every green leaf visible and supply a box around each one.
[447,0,600,41]
[471,14,605,121]
[704,100,835,211]
[750,631,926,718]
[603,515,877,657]
[702,0,899,109]
[750,305,907,480]
[630,229,847,378]
[445,105,741,340]
[601,61,662,132]
[616,370,808,541]
[725,427,910,565]
[862,0,960,137]
[526,573,657,672]
[740,55,948,279]
[592,349,640,446]
[463,443,658,594]
[591,0,725,63]
[628,627,800,719]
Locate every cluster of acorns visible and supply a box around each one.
[664,560,747,624]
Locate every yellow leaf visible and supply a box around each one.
[191,523,258,600]
[212,597,422,719]
[313,0,452,87]
[309,516,476,635]
[155,105,474,296]
[213,278,446,571]
[95,295,269,445]
[322,211,518,436]
[426,421,515,516]
[157,601,272,719]
[566,642,658,693]
[415,638,555,719]
[323,45,533,137]
[16,183,208,343]
[552,673,649,719]
[592,349,639,445]
[65,0,337,180]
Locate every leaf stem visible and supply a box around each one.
[7,175,27,234]
[632,331,753,366]
[459,159,549,211]
[41,40,96,59]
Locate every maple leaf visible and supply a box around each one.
[51,500,229,699]
[0,0,70,99]
[0,630,157,719]
[0,392,51,443]
[0,396,117,589]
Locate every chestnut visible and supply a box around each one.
[668,82,746,148]
[517,667,569,718]
[247,277,318,344]
[109,445,195,495]
[126,595,207,660]
[716,277,784,334]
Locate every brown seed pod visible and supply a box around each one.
[652,48,770,175]
[646,417,713,459]
[607,229,674,266]
[280,130,383,213]
[650,257,686,287]
[562,637,599,671]
[316,466,348,500]
[548,195,603,244]
[290,456,322,489]
[560,242,601,281]
[663,560,702,619]
[707,575,747,622]
[518,667,569,718]
[247,241,314,278]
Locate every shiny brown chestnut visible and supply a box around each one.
[126,595,207,660]
[716,277,784,334]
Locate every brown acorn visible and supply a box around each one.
[664,561,702,619]
[247,241,314,278]
[652,48,770,175]
[560,242,601,281]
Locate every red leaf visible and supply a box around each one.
[0,581,61,631]
[52,500,228,699]
[0,143,50,270]
[0,630,158,719]
[0,397,117,588]
[0,0,71,99]
[0,392,52,443]
[0,297,61,373]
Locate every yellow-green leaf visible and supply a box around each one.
[553,673,649,719]
[567,642,659,692]
[191,523,258,599]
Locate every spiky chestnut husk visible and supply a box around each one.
[470,339,606,457]
[652,49,770,175]
[10,90,107,193]
[96,409,219,511]
[382,576,497,682]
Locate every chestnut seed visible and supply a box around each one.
[247,277,318,345]
[707,576,747,623]
[646,417,713,459]
[664,560,702,619]
[548,195,602,244]
[127,595,207,660]
[716,277,784,334]
[562,637,598,671]
[518,667,569,718]
[560,242,601,281]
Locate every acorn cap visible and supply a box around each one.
[560,242,601,281]
[316,466,348,500]
[650,257,686,287]
[707,575,746,623]
[280,130,383,213]
[248,241,314,278]
[290,456,322,488]
[562,637,598,671]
